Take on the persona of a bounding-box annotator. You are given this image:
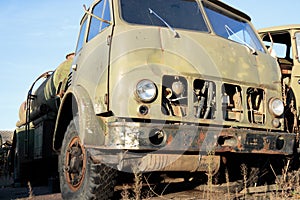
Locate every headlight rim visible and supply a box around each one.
[269,97,284,117]
[135,79,157,103]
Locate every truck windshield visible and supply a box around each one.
[120,0,209,32]
[204,6,265,52]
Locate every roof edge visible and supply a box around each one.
[258,24,300,33]
[206,0,251,21]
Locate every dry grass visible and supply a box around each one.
[270,161,300,199]
[13,159,300,200]
[27,181,34,199]
[120,156,300,199]
[133,171,142,200]
[121,168,154,200]
[121,184,131,200]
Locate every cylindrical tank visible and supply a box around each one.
[16,101,26,127]
[16,53,74,127]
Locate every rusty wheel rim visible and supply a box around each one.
[64,135,86,191]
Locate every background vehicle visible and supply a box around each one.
[259,25,300,133]
[11,0,296,199]
[0,131,12,185]
[11,54,73,187]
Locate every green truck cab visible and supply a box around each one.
[259,25,300,133]
[12,0,296,199]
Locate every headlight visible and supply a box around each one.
[136,80,157,102]
[269,98,284,116]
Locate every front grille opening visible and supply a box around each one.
[247,88,265,124]
[193,79,216,119]
[222,84,243,121]
[161,75,188,117]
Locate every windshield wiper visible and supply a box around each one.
[148,8,179,38]
[225,25,257,55]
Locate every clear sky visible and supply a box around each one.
[0,0,299,130]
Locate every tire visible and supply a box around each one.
[285,89,298,133]
[59,117,117,200]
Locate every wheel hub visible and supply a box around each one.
[64,136,86,191]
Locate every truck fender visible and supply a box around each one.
[53,85,105,152]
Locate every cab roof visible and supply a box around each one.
[205,0,251,21]
[258,24,300,33]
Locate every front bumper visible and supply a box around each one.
[103,121,296,155]
[86,121,295,173]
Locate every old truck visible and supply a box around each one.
[258,25,300,133]
[11,0,297,199]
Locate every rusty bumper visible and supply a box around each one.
[85,121,296,172]
[102,121,295,155]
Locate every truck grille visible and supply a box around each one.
[161,75,265,124]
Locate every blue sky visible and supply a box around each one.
[223,0,299,29]
[0,0,299,130]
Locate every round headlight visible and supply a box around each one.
[269,98,284,116]
[136,80,157,102]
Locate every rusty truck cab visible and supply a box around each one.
[52,1,296,198]
[259,25,300,133]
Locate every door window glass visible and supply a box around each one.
[87,0,111,42]
[75,19,88,53]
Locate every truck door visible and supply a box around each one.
[261,29,300,123]
[290,31,300,115]
[260,31,296,89]
[72,0,113,113]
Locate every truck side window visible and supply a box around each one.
[296,32,300,62]
[87,0,111,42]
[75,19,88,53]
[262,32,293,63]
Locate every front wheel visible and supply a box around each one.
[59,117,117,199]
[285,89,298,133]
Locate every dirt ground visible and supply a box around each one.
[0,174,59,200]
[0,174,274,200]
[0,183,280,200]
[0,186,209,200]
[0,186,61,200]
[0,176,214,200]
[0,169,216,200]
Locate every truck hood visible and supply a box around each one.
[110,27,281,89]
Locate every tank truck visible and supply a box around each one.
[11,53,74,187]
[11,0,297,199]
[259,25,300,133]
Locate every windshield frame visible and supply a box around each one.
[295,32,300,63]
